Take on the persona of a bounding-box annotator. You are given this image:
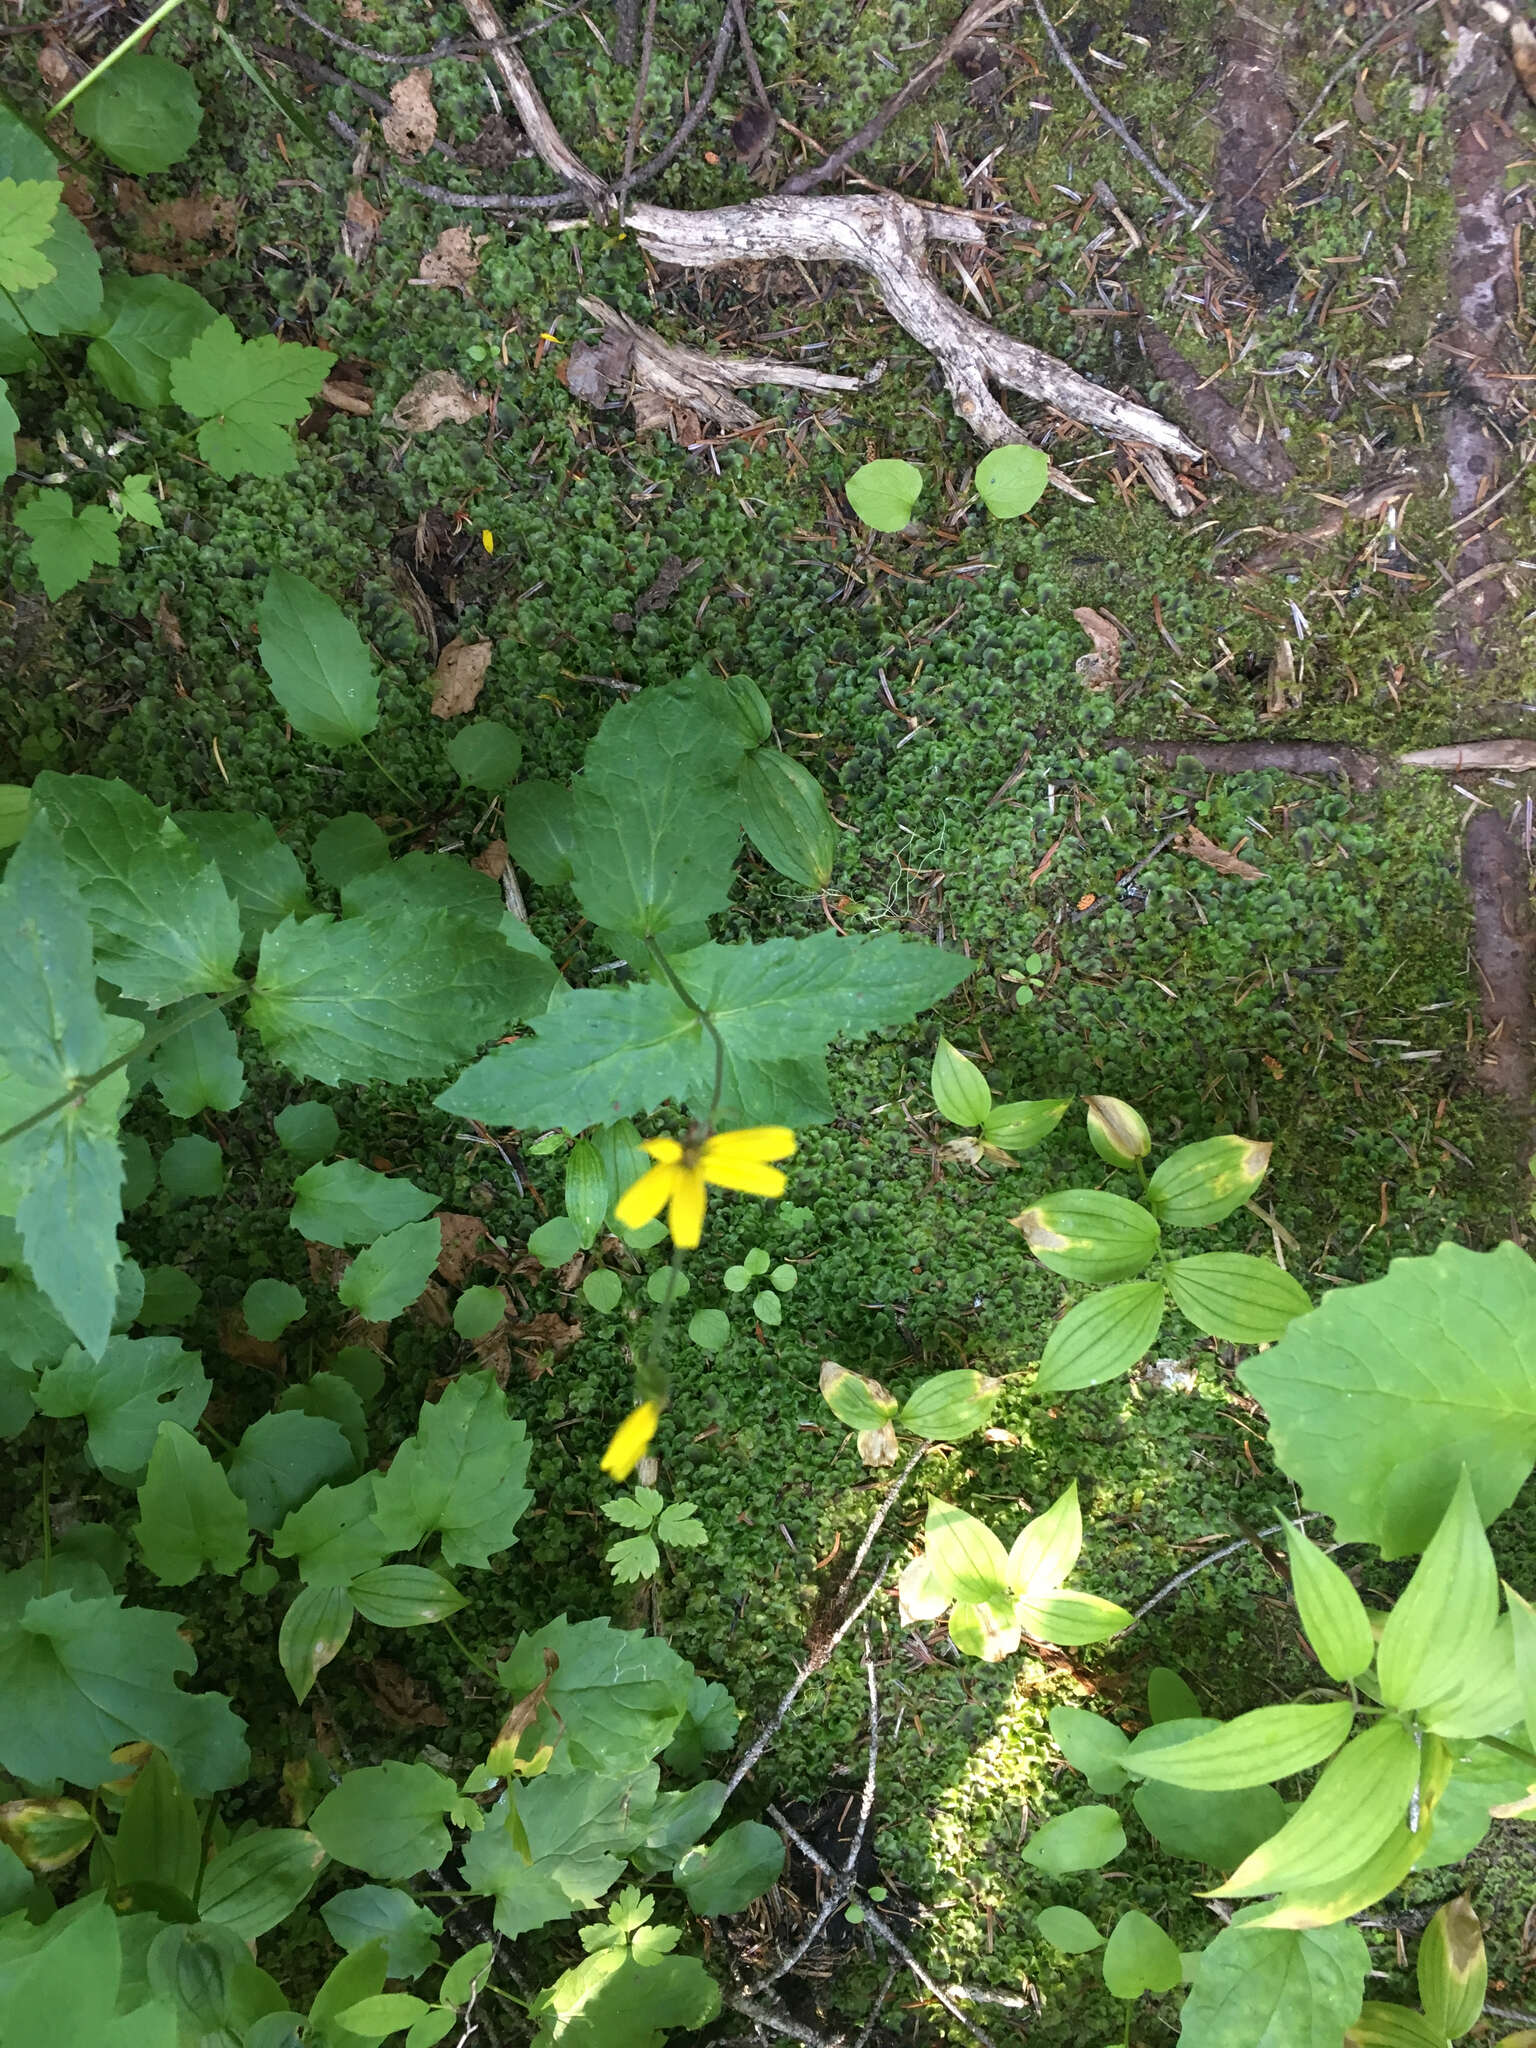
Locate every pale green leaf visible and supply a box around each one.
[528,1939,719,2047]
[370,1369,532,1569]
[1377,1469,1499,1711]
[923,1497,1012,1605]
[1176,1917,1368,2048]
[169,317,334,479]
[133,1421,250,1585]
[1048,1705,1132,1794]
[1146,1135,1272,1226]
[1012,1189,1161,1283]
[1037,1906,1104,1953]
[1126,1703,1355,1790]
[149,1001,245,1116]
[337,1994,431,2037]
[1038,1280,1165,1393]
[311,1761,471,1882]
[1007,1482,1083,1597]
[293,1160,438,1247]
[279,1581,355,1704]
[73,55,202,174]
[607,1533,661,1583]
[1102,1910,1182,1998]
[114,472,162,528]
[461,1769,657,1937]
[931,1036,991,1127]
[845,457,922,532]
[257,570,381,747]
[16,490,121,600]
[0,179,59,293]
[1166,1253,1310,1344]
[1239,1242,1536,1558]
[1021,1805,1125,1874]
[975,444,1049,519]
[338,1219,441,1322]
[1014,1589,1132,1646]
[86,273,217,407]
[496,1615,695,1773]
[1214,1720,1422,1897]
[34,1334,208,1477]
[1416,1895,1486,2041]
[1284,1522,1375,1683]
[198,1829,327,1942]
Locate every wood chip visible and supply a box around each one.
[1174,826,1264,880]
[429,637,494,717]
[1073,605,1121,688]
[415,225,489,292]
[390,369,490,432]
[1397,740,1536,773]
[381,67,438,159]
[320,375,373,416]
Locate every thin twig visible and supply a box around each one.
[326,110,575,208]
[619,6,736,195]
[841,1437,931,1594]
[622,0,660,183]
[724,1990,848,2045]
[727,0,773,111]
[1028,0,1195,215]
[1130,1517,1317,1622]
[782,0,1015,195]
[851,1963,900,2048]
[277,0,583,64]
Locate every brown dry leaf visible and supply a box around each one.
[436,1211,500,1285]
[381,68,438,159]
[360,1658,448,1729]
[1175,826,1264,881]
[343,185,383,264]
[155,593,186,651]
[321,374,373,417]
[59,169,97,226]
[37,41,76,94]
[218,1310,284,1371]
[566,333,634,407]
[416,226,489,292]
[391,370,490,433]
[471,839,509,881]
[430,637,494,718]
[341,0,378,16]
[305,1242,349,1290]
[474,1330,514,1387]
[1513,17,1536,104]
[1265,635,1299,716]
[1073,606,1121,689]
[122,191,239,273]
[508,1311,582,1368]
[414,1279,453,1329]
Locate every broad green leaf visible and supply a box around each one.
[565,1138,608,1245]
[1377,1470,1499,1712]
[895,1368,1000,1442]
[312,813,389,891]
[975,443,1049,519]
[31,774,242,1004]
[1007,1482,1083,1596]
[460,1768,657,1937]
[342,854,503,932]
[1020,1804,1125,1874]
[1167,1253,1310,1343]
[1126,1702,1355,1790]
[1149,1667,1202,1722]
[1346,2003,1452,2048]
[502,781,578,886]
[274,1101,340,1164]
[113,1747,201,1899]
[305,1941,388,2048]
[280,1365,366,1456]
[948,1597,1021,1661]
[1240,1242,1536,1558]
[291,1159,438,1246]
[1242,1820,1431,1931]
[586,1271,624,1314]
[199,1829,327,1941]
[1215,1720,1421,1897]
[0,114,101,358]
[567,681,748,943]
[0,852,136,1358]
[440,931,969,1130]
[845,457,922,532]
[149,1001,245,1117]
[607,1532,661,1584]
[1012,1190,1161,1283]
[73,55,203,173]
[160,1132,224,1198]
[244,1277,307,1341]
[337,1994,431,2036]
[923,1498,1012,1605]
[820,1359,899,1431]
[1014,1589,1132,1646]
[257,570,380,748]
[348,1566,466,1629]
[931,1036,991,1127]
[0,1581,248,1793]
[272,1477,388,1586]
[1146,1135,1271,1226]
[0,1897,181,2048]
[176,810,313,943]
[1132,1773,1286,1871]
[35,1335,209,1478]
[1285,1522,1375,1682]
[453,1285,505,1339]
[1037,1905,1105,1953]
[528,1214,583,1267]
[337,1220,440,1322]
[321,1888,442,1980]
[1176,1917,1368,2048]
[982,1096,1073,1154]
[528,1939,719,2048]
[1102,1909,1182,1999]
[445,719,521,789]
[1048,1706,1131,1794]
[311,1762,472,1882]
[251,910,520,1086]
[115,469,163,528]
[279,1582,355,1704]
[662,1676,738,1777]
[228,1410,353,1533]
[371,1370,532,1569]
[496,1616,694,1773]
[16,489,121,600]
[86,273,217,407]
[134,1421,250,1586]
[634,1783,728,1872]
[675,1819,783,1916]
[0,178,59,293]
[170,318,334,479]
[737,748,836,889]
[1416,1895,1486,2041]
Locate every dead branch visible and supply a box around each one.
[782,0,1017,195]
[724,1990,849,2046]
[461,0,609,204]
[1029,0,1196,215]
[1113,738,1381,788]
[628,196,1202,464]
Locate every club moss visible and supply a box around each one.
[2,0,1533,2034]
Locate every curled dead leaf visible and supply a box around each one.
[381,68,438,159]
[416,226,489,292]
[1073,606,1122,688]
[1174,826,1264,881]
[429,637,494,718]
[343,185,383,263]
[391,370,490,433]
[321,375,373,417]
[1512,16,1536,103]
[471,838,510,882]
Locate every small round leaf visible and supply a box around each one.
[582,1269,623,1313]
[452,1286,505,1340]
[975,444,1049,519]
[688,1308,731,1351]
[73,55,204,175]
[846,458,923,533]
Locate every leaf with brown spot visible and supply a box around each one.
[429,637,494,718]
[1073,606,1121,689]
[415,226,488,292]
[1175,826,1264,881]
[381,68,438,159]
[359,1658,447,1728]
[391,370,489,433]
[489,1647,562,1776]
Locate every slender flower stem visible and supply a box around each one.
[50,0,190,114]
[39,1425,53,1595]
[645,938,726,1123]
[360,739,416,803]
[442,1618,503,1686]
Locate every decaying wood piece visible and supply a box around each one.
[1397,741,1536,774]
[627,197,1202,467]
[459,0,605,205]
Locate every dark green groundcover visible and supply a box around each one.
[3,0,1534,2034]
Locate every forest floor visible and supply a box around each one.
[4,0,1536,2038]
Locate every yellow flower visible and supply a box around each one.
[601,1400,660,1479]
[481,528,494,554]
[613,1127,796,1250]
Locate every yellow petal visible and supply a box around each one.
[600,1401,660,1479]
[699,1158,788,1199]
[614,1160,678,1231]
[641,1136,683,1165]
[666,1166,708,1248]
[702,1126,797,1167]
